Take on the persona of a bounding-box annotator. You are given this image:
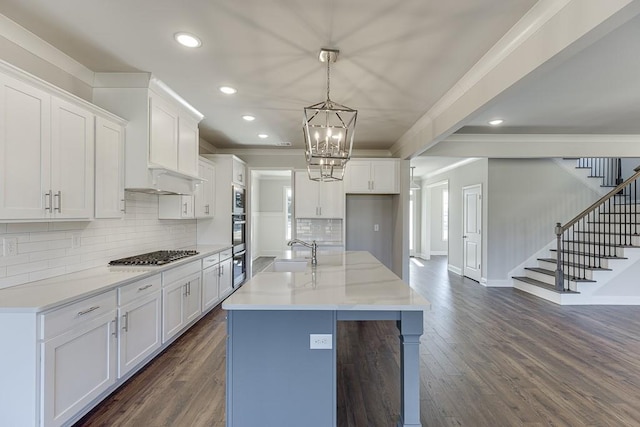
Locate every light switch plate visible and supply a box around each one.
[310,334,332,350]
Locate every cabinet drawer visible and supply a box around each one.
[202,253,220,268]
[220,249,233,261]
[119,274,161,306]
[162,260,201,285]
[40,290,117,340]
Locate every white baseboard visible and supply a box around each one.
[430,251,448,256]
[448,264,462,275]
[483,279,513,287]
[416,252,430,260]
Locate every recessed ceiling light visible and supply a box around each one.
[489,119,504,126]
[258,133,269,139]
[242,115,256,121]
[174,32,202,48]
[219,86,237,95]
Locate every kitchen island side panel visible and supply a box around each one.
[227,310,336,427]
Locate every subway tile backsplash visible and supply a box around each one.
[0,192,196,290]
[295,218,343,244]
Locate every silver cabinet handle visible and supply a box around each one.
[205,204,210,215]
[78,305,100,316]
[44,191,52,211]
[183,202,188,215]
[188,282,191,295]
[138,284,153,291]
[54,191,61,212]
[120,198,126,213]
[122,312,129,332]
[111,318,118,337]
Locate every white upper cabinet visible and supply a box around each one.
[95,116,125,218]
[0,74,52,220]
[344,159,399,194]
[194,158,215,219]
[50,97,95,219]
[149,90,179,171]
[294,171,344,218]
[0,73,98,221]
[158,195,195,219]
[93,74,204,195]
[178,114,199,177]
[232,157,246,186]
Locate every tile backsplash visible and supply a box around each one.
[295,218,343,244]
[0,192,196,290]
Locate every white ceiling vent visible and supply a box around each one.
[276,141,292,147]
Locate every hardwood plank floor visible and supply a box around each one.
[76,256,640,426]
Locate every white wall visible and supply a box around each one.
[0,192,196,290]
[429,184,448,255]
[422,159,488,276]
[486,158,601,283]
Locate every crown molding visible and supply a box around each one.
[0,13,95,86]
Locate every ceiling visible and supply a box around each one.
[0,0,537,150]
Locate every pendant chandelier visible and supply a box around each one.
[303,48,357,182]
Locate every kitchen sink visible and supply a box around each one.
[267,258,309,272]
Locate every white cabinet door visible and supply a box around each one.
[41,312,117,427]
[232,158,246,186]
[149,91,178,170]
[50,97,94,219]
[0,74,51,219]
[370,160,399,194]
[202,265,220,311]
[178,114,199,176]
[118,291,162,378]
[195,160,215,218]
[184,274,202,324]
[219,257,233,297]
[158,194,194,219]
[162,279,185,343]
[344,161,371,193]
[95,116,125,218]
[294,171,319,218]
[318,180,344,218]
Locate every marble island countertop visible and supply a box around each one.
[0,244,231,313]
[223,251,430,311]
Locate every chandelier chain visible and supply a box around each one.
[326,56,331,101]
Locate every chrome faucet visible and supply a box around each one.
[287,239,318,265]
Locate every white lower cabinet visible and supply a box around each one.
[219,257,233,297]
[40,291,118,427]
[162,261,202,343]
[117,276,162,378]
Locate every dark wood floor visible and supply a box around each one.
[76,256,640,426]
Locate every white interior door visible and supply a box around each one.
[462,184,482,282]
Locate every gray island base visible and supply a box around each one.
[223,251,429,427]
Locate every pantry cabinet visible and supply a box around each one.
[0,75,95,221]
[344,159,399,194]
[294,171,344,218]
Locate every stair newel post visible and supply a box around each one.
[555,222,565,292]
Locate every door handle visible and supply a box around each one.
[463,235,468,239]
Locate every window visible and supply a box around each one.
[442,189,449,241]
[284,186,292,240]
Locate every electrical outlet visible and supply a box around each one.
[374,224,379,232]
[3,237,17,257]
[310,334,332,350]
[71,234,81,249]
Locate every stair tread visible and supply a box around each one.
[549,249,627,259]
[537,258,612,271]
[562,239,640,248]
[512,276,580,294]
[524,267,596,282]
[587,221,640,225]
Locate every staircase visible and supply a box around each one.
[513,158,640,305]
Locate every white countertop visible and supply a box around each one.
[223,251,430,311]
[0,244,231,313]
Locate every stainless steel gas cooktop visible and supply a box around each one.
[108,250,199,266]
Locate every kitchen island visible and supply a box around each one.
[223,251,430,427]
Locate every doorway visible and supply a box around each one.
[462,184,482,282]
[250,170,292,272]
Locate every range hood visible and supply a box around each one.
[93,73,204,195]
